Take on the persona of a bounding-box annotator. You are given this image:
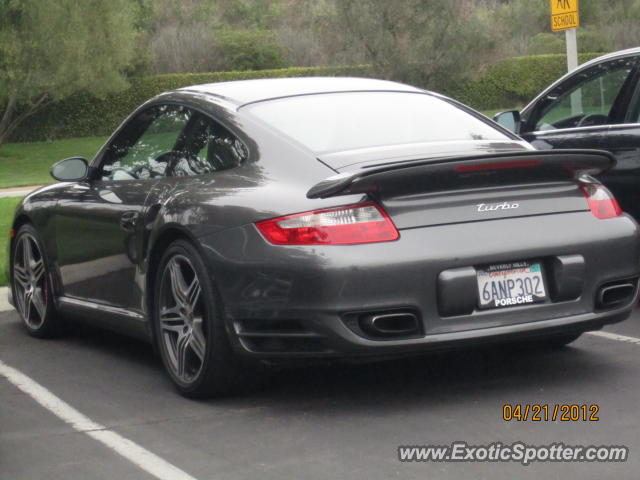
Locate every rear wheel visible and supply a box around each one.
[153,240,256,398]
[11,224,61,337]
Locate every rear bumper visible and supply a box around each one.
[241,305,634,359]
[199,211,640,359]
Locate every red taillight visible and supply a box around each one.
[255,202,399,245]
[580,182,622,219]
[8,229,14,239]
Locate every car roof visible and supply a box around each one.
[582,46,640,65]
[178,76,424,107]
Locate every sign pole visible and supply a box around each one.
[550,1,580,112]
[550,0,580,73]
[565,27,581,114]
[565,27,578,72]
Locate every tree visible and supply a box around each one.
[0,0,137,145]
[214,28,286,71]
[333,0,498,90]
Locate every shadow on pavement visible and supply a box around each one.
[1,312,620,413]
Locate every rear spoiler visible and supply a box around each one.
[306,150,615,199]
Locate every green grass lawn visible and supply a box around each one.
[0,197,24,286]
[0,136,108,188]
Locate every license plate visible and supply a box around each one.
[477,261,547,309]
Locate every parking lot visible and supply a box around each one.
[1,303,639,480]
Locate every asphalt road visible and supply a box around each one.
[2,305,640,480]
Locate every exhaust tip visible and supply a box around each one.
[359,312,419,338]
[596,281,636,309]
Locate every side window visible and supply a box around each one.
[101,105,191,181]
[624,78,640,123]
[534,58,635,132]
[169,113,248,177]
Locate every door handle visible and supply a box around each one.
[119,211,139,232]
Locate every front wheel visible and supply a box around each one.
[153,240,257,398]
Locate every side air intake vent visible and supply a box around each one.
[233,318,331,354]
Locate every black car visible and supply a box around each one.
[494,47,640,220]
[7,77,640,397]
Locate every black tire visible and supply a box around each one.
[153,239,261,398]
[10,224,62,338]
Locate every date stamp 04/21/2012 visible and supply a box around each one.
[502,404,600,422]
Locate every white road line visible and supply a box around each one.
[585,331,640,345]
[0,359,199,480]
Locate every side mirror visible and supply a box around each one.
[51,157,89,182]
[493,110,521,134]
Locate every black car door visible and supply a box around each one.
[595,75,640,219]
[53,104,192,312]
[519,55,640,217]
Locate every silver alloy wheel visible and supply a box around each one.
[158,254,207,384]
[12,234,48,329]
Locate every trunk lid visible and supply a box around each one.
[308,149,615,229]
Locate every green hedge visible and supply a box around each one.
[11,54,607,142]
[12,65,374,142]
[450,53,604,110]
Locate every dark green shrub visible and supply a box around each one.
[528,33,566,55]
[214,28,286,71]
[11,65,374,142]
[10,53,610,141]
[449,53,604,110]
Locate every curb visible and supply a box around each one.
[0,186,42,199]
[0,287,13,313]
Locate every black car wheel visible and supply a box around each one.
[11,224,61,337]
[154,239,250,398]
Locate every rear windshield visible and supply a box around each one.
[244,91,509,154]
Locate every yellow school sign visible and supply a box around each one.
[550,0,580,31]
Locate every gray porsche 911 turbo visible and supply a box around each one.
[6,77,640,397]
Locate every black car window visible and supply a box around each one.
[168,113,248,177]
[624,75,640,123]
[533,57,636,132]
[100,105,191,181]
